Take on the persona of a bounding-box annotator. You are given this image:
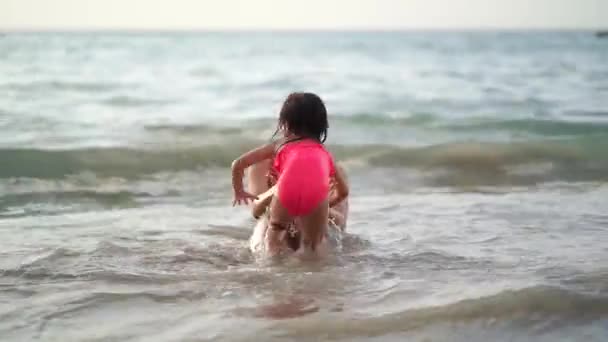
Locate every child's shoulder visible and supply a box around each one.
[270,137,288,153]
[272,135,305,153]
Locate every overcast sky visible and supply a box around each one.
[1,0,606,30]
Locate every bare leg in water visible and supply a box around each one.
[268,194,329,257]
[246,160,275,254]
[296,199,329,257]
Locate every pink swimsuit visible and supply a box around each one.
[272,138,336,217]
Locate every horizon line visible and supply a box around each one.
[1,27,606,34]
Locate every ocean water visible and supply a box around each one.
[1,31,608,341]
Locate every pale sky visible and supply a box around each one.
[1,0,607,30]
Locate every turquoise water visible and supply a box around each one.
[1,31,608,341]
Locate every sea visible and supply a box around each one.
[1,31,607,341]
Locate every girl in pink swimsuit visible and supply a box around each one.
[231,92,350,255]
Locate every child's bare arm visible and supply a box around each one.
[251,185,276,219]
[329,165,349,208]
[329,207,346,229]
[231,143,275,206]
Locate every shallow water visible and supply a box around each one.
[1,31,607,341]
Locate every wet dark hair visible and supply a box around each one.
[272,92,328,143]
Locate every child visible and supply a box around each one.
[248,163,350,254]
[231,92,349,255]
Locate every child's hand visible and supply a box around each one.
[232,189,258,206]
